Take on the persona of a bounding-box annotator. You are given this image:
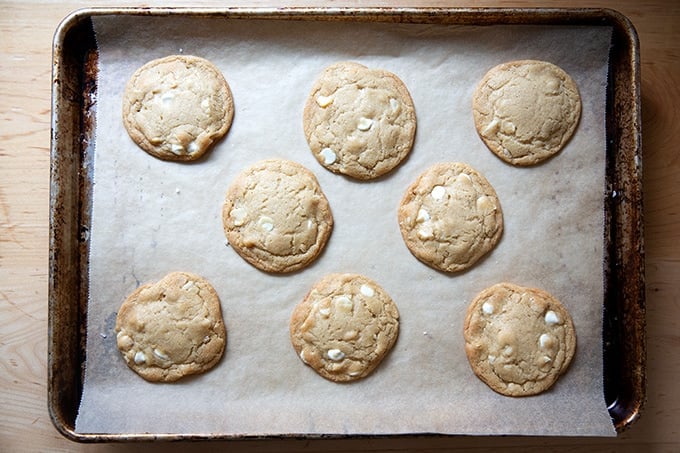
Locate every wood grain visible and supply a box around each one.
[1,0,679,451]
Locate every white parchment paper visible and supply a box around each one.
[76,15,615,436]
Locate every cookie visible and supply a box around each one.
[222,159,333,273]
[463,282,576,396]
[115,271,227,382]
[397,162,503,273]
[289,273,399,382]
[303,61,417,179]
[122,55,234,161]
[472,60,581,166]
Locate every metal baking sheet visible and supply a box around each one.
[49,7,644,442]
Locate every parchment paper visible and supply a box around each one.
[76,14,615,436]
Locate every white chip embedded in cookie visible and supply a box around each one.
[289,273,400,382]
[472,60,581,166]
[115,272,227,382]
[303,61,417,179]
[463,282,576,396]
[122,55,234,161]
[222,159,333,273]
[398,162,503,272]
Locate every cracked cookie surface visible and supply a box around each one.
[398,162,503,273]
[463,282,576,396]
[303,61,417,180]
[115,271,227,382]
[472,60,581,166]
[290,273,399,382]
[122,55,234,161]
[222,159,333,273]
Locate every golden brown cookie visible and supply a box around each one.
[222,159,333,273]
[303,61,417,179]
[397,162,503,273]
[463,282,576,396]
[289,273,400,382]
[122,55,234,161]
[472,60,581,166]
[115,271,227,382]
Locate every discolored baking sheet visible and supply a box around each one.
[49,7,643,442]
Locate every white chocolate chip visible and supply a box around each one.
[318,307,330,317]
[501,120,516,135]
[200,98,210,111]
[153,349,169,361]
[416,208,430,222]
[316,94,334,107]
[482,302,494,314]
[258,216,274,232]
[482,118,500,137]
[357,117,373,131]
[546,77,560,92]
[488,354,496,364]
[161,91,174,105]
[502,345,514,356]
[230,207,247,226]
[320,147,337,165]
[327,349,345,361]
[117,332,133,349]
[134,351,146,365]
[476,195,495,212]
[360,284,375,297]
[170,143,184,155]
[417,225,434,239]
[389,98,400,112]
[188,141,200,155]
[545,310,560,325]
[431,185,446,200]
[539,333,552,349]
[335,296,353,313]
[343,330,359,340]
[456,173,473,185]
[299,350,308,364]
[181,280,197,292]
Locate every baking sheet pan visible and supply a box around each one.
[49,7,644,442]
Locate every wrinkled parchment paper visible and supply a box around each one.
[76,15,615,436]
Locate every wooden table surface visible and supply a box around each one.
[1,0,678,451]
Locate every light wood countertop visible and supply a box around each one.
[2,1,678,451]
